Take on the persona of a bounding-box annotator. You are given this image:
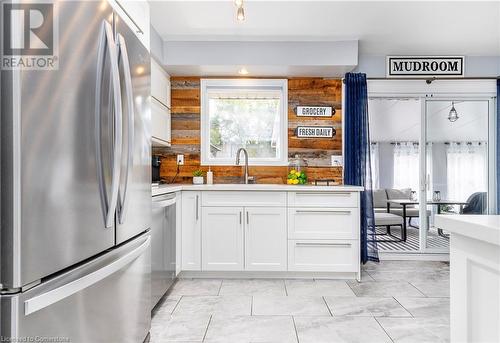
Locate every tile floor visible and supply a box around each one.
[151,261,450,343]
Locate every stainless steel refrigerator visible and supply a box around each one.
[1,1,152,342]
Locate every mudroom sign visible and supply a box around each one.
[296,126,335,138]
[296,106,335,117]
[387,56,464,77]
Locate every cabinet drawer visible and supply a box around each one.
[288,240,358,272]
[288,208,359,240]
[202,191,286,207]
[288,191,358,208]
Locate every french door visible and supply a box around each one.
[420,97,495,252]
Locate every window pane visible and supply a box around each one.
[208,97,281,160]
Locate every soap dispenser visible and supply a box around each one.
[207,166,214,185]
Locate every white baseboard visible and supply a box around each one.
[178,271,359,280]
[378,252,450,261]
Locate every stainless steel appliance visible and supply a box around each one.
[151,193,176,309]
[1,1,151,342]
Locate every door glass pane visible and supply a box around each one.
[425,100,490,250]
[369,98,422,253]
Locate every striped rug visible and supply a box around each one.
[373,226,449,252]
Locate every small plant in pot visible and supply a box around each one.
[192,170,204,184]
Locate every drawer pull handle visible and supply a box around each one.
[295,210,351,215]
[296,242,352,247]
[296,192,351,196]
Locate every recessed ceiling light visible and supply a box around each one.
[236,6,245,21]
[238,68,249,75]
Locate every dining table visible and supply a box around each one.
[386,199,469,240]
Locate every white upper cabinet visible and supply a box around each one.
[245,208,287,271]
[151,59,171,108]
[110,0,150,50]
[151,59,171,146]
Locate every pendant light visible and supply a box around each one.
[448,102,459,122]
[235,0,245,21]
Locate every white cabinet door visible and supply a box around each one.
[202,207,244,271]
[181,192,201,271]
[151,98,171,146]
[245,208,287,271]
[151,59,170,108]
[111,0,150,50]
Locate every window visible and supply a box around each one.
[201,79,288,165]
[393,142,419,192]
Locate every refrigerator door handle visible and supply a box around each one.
[117,33,135,225]
[24,236,151,316]
[107,21,124,229]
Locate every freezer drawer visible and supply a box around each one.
[1,233,151,343]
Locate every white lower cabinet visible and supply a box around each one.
[181,192,201,271]
[202,207,244,271]
[245,208,287,271]
[288,240,359,272]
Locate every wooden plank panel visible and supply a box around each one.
[158,77,344,184]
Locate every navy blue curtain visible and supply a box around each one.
[344,73,379,263]
[497,80,499,214]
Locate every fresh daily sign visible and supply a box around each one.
[297,126,335,138]
[387,56,464,78]
[296,106,334,117]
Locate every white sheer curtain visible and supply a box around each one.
[446,142,488,201]
[393,142,419,192]
[370,142,380,189]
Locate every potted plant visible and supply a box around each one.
[192,170,204,184]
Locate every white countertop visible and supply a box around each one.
[434,215,500,246]
[152,183,364,197]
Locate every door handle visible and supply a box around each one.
[24,235,150,315]
[295,210,351,215]
[95,21,123,229]
[116,33,135,225]
[239,211,242,225]
[296,242,352,247]
[246,211,249,225]
[195,195,199,220]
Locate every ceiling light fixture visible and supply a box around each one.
[235,0,243,7]
[448,101,459,122]
[236,6,245,21]
[238,67,249,75]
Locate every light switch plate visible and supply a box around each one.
[331,155,343,167]
[177,154,184,165]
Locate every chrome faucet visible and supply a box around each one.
[235,148,251,184]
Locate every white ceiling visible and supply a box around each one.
[150,0,500,56]
[369,99,489,142]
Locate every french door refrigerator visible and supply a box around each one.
[1,1,152,342]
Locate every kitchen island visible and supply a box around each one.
[153,184,363,280]
[434,215,500,343]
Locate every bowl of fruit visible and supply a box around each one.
[287,169,307,185]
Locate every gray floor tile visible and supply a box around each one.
[349,281,425,297]
[219,279,286,296]
[153,296,181,318]
[294,316,392,343]
[409,279,450,297]
[168,279,222,296]
[285,279,356,296]
[173,295,251,316]
[363,261,449,272]
[368,269,449,283]
[376,317,450,343]
[204,315,297,343]
[253,296,331,316]
[395,297,450,318]
[325,296,411,317]
[150,314,211,342]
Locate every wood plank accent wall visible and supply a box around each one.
[155,77,343,184]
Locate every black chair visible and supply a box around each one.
[462,192,487,214]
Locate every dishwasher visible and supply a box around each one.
[151,192,176,310]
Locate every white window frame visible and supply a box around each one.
[200,78,288,166]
